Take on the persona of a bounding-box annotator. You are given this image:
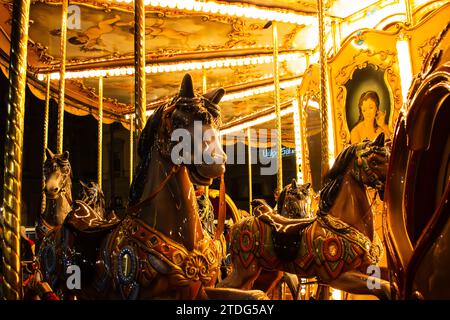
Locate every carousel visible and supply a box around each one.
[0,0,449,300]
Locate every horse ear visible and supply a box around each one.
[203,88,225,105]
[45,148,54,160]
[291,179,297,188]
[62,151,70,160]
[179,74,195,98]
[373,132,385,147]
[304,182,311,189]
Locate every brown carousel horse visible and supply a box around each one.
[38,74,266,300]
[36,149,73,240]
[220,133,393,299]
[251,180,312,298]
[276,179,311,219]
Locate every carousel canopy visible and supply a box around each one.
[0,0,432,146]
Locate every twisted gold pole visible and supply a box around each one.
[98,77,103,189]
[272,21,283,195]
[247,128,253,213]
[404,0,414,26]
[202,67,207,94]
[57,0,68,154]
[202,67,209,202]
[297,90,309,184]
[134,0,146,137]
[129,115,134,186]
[317,0,330,176]
[2,0,31,300]
[41,75,51,214]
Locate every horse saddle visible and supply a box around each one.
[258,213,315,262]
[65,200,121,234]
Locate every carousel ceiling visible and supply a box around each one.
[0,0,397,145]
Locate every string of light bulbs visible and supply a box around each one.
[110,0,316,25]
[37,52,304,80]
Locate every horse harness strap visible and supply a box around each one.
[127,165,180,216]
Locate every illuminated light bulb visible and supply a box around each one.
[150,0,159,6]
[218,5,229,15]
[209,3,219,14]
[202,2,211,12]
[193,2,202,11]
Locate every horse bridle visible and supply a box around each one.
[127,161,180,216]
[352,144,386,191]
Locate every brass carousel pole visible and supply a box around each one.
[129,115,134,186]
[202,67,209,201]
[98,77,103,189]
[297,91,308,183]
[317,0,331,300]
[272,21,283,195]
[41,75,51,214]
[134,0,146,137]
[56,0,68,154]
[247,128,253,213]
[202,67,207,94]
[404,0,414,26]
[317,0,330,176]
[1,0,31,300]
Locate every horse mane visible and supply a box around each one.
[128,105,164,206]
[276,187,287,213]
[318,143,360,214]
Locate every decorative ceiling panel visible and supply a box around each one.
[28,2,301,66]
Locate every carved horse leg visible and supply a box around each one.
[253,270,284,294]
[218,256,262,290]
[328,270,392,300]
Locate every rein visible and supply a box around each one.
[127,164,180,216]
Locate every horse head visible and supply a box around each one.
[43,148,72,201]
[157,73,227,186]
[277,179,311,219]
[352,133,389,198]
